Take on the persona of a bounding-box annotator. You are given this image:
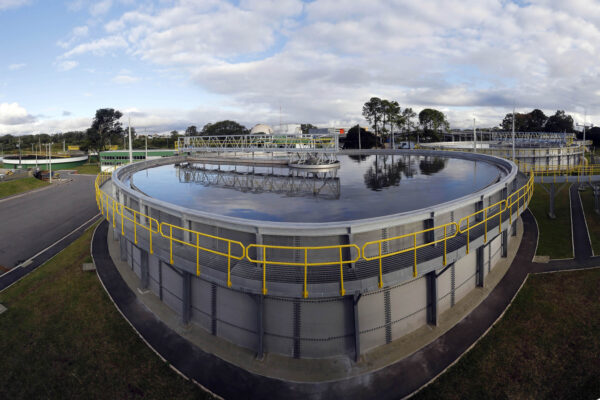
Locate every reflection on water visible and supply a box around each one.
[130,155,502,222]
[177,163,340,200]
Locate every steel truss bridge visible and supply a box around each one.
[176,163,341,199]
[444,131,577,144]
[177,134,339,165]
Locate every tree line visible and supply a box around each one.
[0,105,589,154]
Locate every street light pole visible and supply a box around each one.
[128,113,133,164]
[48,143,53,183]
[512,107,516,163]
[473,118,477,153]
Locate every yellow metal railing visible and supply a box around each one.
[458,199,506,254]
[245,244,360,297]
[95,171,535,297]
[362,223,459,286]
[159,223,244,284]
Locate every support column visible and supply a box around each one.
[140,248,149,289]
[475,197,484,222]
[119,235,127,261]
[476,245,484,287]
[424,212,435,243]
[426,271,438,326]
[211,283,217,335]
[353,294,361,362]
[182,271,191,325]
[293,300,301,358]
[256,294,264,359]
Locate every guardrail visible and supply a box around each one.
[95,170,534,298]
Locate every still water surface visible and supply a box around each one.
[129,155,501,223]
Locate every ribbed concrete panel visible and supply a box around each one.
[358,291,386,353]
[216,286,258,352]
[389,277,427,341]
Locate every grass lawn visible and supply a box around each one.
[414,268,600,399]
[0,224,211,399]
[72,163,101,174]
[528,183,572,258]
[0,177,49,199]
[579,189,600,255]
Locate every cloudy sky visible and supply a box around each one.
[1,0,599,135]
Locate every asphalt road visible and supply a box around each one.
[0,174,99,270]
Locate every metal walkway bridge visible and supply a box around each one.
[177,134,339,165]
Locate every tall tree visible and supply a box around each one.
[527,109,548,131]
[418,108,449,141]
[184,126,198,136]
[501,113,529,131]
[345,125,376,149]
[545,110,574,133]
[394,108,417,139]
[362,97,384,145]
[300,124,317,135]
[86,108,123,153]
[201,120,248,136]
[381,100,400,144]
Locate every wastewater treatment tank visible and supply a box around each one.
[99,149,531,359]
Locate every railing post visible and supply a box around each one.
[262,247,267,295]
[227,241,232,287]
[466,219,470,254]
[196,233,200,275]
[378,242,383,288]
[303,248,308,298]
[413,234,417,277]
[339,247,345,296]
[169,225,174,264]
[443,225,447,266]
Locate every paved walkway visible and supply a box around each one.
[0,173,100,292]
[91,193,600,399]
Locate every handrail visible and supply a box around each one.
[159,222,245,285]
[94,171,534,297]
[362,222,459,287]
[246,244,361,297]
[458,199,506,253]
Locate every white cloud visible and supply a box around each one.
[62,35,127,58]
[34,0,600,129]
[56,60,79,71]
[112,74,139,84]
[0,102,36,125]
[0,0,29,11]
[8,63,26,70]
[90,0,112,16]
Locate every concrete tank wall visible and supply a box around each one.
[103,149,527,360]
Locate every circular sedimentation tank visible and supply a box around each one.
[99,149,531,360]
[419,138,584,171]
[2,154,88,170]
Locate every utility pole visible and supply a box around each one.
[576,111,593,162]
[473,118,477,153]
[128,113,133,164]
[145,134,148,160]
[18,137,22,167]
[512,107,516,163]
[47,143,53,183]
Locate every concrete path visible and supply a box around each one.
[0,174,101,291]
[570,184,593,260]
[90,203,600,399]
